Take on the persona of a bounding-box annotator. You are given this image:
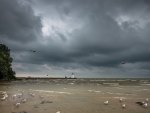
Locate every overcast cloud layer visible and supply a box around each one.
[0,0,150,78]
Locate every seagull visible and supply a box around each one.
[1,91,7,95]
[56,111,60,113]
[30,50,36,52]
[12,94,17,98]
[121,61,126,64]
[22,99,27,103]
[16,103,21,107]
[29,93,35,97]
[39,96,44,99]
[143,103,148,108]
[119,98,123,103]
[1,96,6,101]
[104,101,109,105]
[145,98,149,102]
[1,92,8,101]
[4,93,8,98]
[122,104,126,108]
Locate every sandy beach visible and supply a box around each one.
[0,78,150,113]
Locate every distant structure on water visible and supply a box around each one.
[71,73,75,78]
[65,73,77,79]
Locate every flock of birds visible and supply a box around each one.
[0,91,61,113]
[0,91,34,107]
[103,97,149,108]
[0,91,149,113]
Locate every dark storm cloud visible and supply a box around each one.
[0,0,42,44]
[1,0,150,77]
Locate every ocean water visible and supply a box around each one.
[0,78,150,113]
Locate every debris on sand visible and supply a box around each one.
[40,100,53,104]
[20,111,28,113]
[136,101,145,106]
[33,105,39,108]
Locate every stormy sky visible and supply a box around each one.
[0,0,150,78]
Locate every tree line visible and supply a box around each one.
[0,44,16,80]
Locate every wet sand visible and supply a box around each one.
[0,78,150,113]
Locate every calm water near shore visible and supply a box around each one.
[0,78,150,113]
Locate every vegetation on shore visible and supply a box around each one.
[0,44,16,80]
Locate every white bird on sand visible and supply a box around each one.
[17,93,23,98]
[22,99,27,103]
[145,98,149,102]
[29,93,35,97]
[122,104,126,108]
[143,103,148,108]
[56,111,60,113]
[1,92,8,101]
[4,93,8,98]
[39,95,44,99]
[1,96,6,101]
[1,91,7,95]
[12,94,17,99]
[16,103,21,107]
[104,101,109,105]
[119,98,123,102]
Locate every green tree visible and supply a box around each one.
[0,44,16,80]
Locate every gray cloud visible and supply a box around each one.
[0,0,42,45]
[1,0,150,77]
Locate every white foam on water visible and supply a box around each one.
[90,80,105,81]
[106,92,136,96]
[135,89,150,92]
[140,84,150,86]
[94,91,101,93]
[68,83,74,85]
[88,90,93,92]
[115,87,124,89]
[29,89,72,94]
[88,90,102,93]
[103,83,119,86]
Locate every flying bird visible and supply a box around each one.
[121,61,126,64]
[30,50,36,52]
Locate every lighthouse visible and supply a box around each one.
[71,73,75,78]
